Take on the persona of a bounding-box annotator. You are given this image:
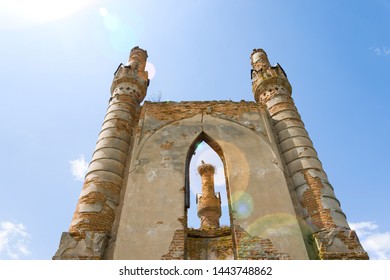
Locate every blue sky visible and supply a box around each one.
[0,0,389,260]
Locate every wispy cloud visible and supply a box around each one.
[370,47,390,56]
[349,221,378,236]
[69,154,88,181]
[0,221,31,259]
[350,221,390,259]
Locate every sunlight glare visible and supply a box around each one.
[98,7,108,17]
[0,0,95,28]
[247,213,299,238]
[231,191,254,219]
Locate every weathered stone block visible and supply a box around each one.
[53,231,109,260]
[312,228,369,260]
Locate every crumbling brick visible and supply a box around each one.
[301,170,336,229]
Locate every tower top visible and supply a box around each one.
[197,161,215,175]
[250,48,271,72]
[250,48,291,103]
[131,46,148,55]
[110,46,149,101]
[128,46,148,66]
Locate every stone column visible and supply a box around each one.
[197,161,222,229]
[250,49,368,259]
[53,47,149,259]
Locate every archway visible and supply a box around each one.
[187,141,231,228]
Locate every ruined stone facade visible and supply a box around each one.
[53,47,368,260]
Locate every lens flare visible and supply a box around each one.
[145,62,156,80]
[102,13,120,31]
[247,213,301,237]
[107,25,137,52]
[98,7,108,17]
[231,191,254,219]
[219,141,250,193]
[195,141,205,152]
[99,8,139,52]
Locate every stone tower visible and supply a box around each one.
[197,161,222,230]
[53,47,368,260]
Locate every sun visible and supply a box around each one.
[0,0,95,29]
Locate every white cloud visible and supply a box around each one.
[349,221,378,236]
[363,232,390,260]
[370,47,390,56]
[0,221,31,259]
[214,166,225,186]
[350,221,390,260]
[70,154,88,181]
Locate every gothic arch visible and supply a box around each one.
[132,113,284,214]
[133,113,283,209]
[111,113,308,259]
[184,131,226,209]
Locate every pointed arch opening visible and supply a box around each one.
[184,132,232,229]
[184,132,235,259]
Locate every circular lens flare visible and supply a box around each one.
[98,7,108,17]
[231,191,254,219]
[99,9,138,53]
[103,13,121,31]
[145,62,156,80]
[247,213,300,237]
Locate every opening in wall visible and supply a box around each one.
[186,139,230,229]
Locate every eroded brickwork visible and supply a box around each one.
[250,48,368,260]
[313,228,369,260]
[235,226,290,260]
[53,232,108,260]
[186,227,234,260]
[301,171,336,229]
[163,226,291,260]
[54,47,149,260]
[161,230,186,260]
[69,178,121,234]
[54,47,368,260]
[139,101,266,140]
[143,100,259,121]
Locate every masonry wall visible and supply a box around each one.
[54,47,368,260]
[106,101,309,260]
[186,227,234,260]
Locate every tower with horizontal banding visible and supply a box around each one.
[54,47,368,260]
[53,47,149,259]
[196,161,222,229]
[250,48,368,259]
